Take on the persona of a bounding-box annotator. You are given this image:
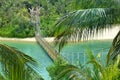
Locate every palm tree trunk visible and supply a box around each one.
[35,31,59,60]
[30,7,60,61]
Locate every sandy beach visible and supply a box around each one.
[0,37,55,42]
[0,25,119,42]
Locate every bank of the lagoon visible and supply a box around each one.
[0,39,112,80]
[0,37,55,42]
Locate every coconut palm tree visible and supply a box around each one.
[51,0,120,64]
[0,44,43,80]
[48,1,120,79]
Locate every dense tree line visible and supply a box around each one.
[0,0,72,37]
[1,0,120,38]
[0,0,34,37]
[0,0,120,80]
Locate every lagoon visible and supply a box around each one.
[0,41,53,80]
[61,40,112,65]
[0,40,112,80]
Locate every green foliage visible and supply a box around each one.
[0,44,43,80]
[102,64,120,80]
[47,48,120,80]
[0,74,5,80]
[47,57,90,80]
[52,8,114,50]
[84,48,120,80]
[39,0,72,37]
[47,1,120,79]
[70,0,120,10]
[0,0,120,38]
[0,0,75,37]
[51,0,120,51]
[107,31,120,64]
[0,0,34,38]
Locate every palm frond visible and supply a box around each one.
[48,64,90,80]
[71,0,120,9]
[107,30,120,64]
[0,74,5,80]
[47,57,90,80]
[84,47,104,80]
[52,8,118,50]
[86,47,102,70]
[102,64,120,80]
[0,44,43,80]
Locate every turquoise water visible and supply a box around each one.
[0,40,112,80]
[0,41,53,80]
[61,40,112,65]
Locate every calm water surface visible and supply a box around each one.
[61,40,112,65]
[0,41,53,80]
[0,40,112,80]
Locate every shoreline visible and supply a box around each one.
[0,25,119,43]
[0,37,113,43]
[0,37,55,42]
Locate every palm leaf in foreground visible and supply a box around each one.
[0,44,43,80]
[107,30,120,65]
[48,64,90,80]
[47,49,120,80]
[81,48,120,80]
[47,58,90,80]
[52,8,118,50]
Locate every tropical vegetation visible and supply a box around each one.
[0,44,43,80]
[0,0,71,37]
[47,48,120,80]
[48,0,120,80]
[0,0,120,80]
